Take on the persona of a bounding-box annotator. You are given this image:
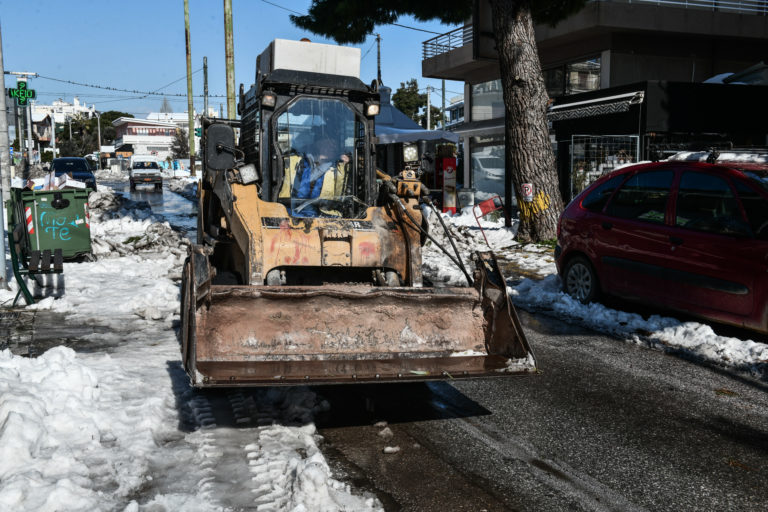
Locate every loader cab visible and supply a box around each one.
[242,74,379,220]
[237,38,380,220]
[272,95,370,218]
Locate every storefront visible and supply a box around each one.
[549,80,768,201]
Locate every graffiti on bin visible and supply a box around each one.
[37,209,87,241]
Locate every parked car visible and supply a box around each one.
[472,155,505,181]
[129,157,163,191]
[556,160,768,333]
[51,157,97,191]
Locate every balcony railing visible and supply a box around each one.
[422,0,767,61]
[629,0,768,14]
[422,24,473,60]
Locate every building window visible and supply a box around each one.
[544,67,565,99]
[471,79,504,121]
[544,56,601,98]
[470,134,505,202]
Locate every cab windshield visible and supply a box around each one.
[133,161,159,169]
[276,98,367,218]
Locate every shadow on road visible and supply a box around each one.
[313,381,491,429]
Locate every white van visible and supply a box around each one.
[129,155,163,191]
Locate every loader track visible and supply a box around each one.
[179,386,382,511]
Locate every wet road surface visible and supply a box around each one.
[313,309,768,511]
[102,179,197,237]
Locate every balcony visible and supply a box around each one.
[422,24,501,82]
[423,0,768,83]
[422,25,473,60]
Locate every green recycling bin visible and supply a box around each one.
[15,188,92,259]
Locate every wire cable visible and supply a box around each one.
[36,70,225,98]
[258,0,442,35]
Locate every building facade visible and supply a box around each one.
[32,97,96,125]
[422,0,768,203]
[112,117,177,161]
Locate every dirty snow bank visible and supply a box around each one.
[422,206,555,285]
[167,178,197,202]
[94,167,127,182]
[511,275,768,378]
[0,185,383,511]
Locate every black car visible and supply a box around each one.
[51,157,97,191]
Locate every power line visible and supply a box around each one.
[258,0,441,35]
[361,39,377,60]
[259,0,303,15]
[36,70,226,98]
[391,23,440,35]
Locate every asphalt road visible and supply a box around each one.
[315,310,768,511]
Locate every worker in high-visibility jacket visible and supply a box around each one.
[279,137,350,217]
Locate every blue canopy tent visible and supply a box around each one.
[374,86,458,144]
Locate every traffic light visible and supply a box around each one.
[194,127,202,137]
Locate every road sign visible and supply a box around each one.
[522,183,534,202]
[6,81,36,106]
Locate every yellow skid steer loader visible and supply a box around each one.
[180,39,535,386]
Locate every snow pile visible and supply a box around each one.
[30,254,182,325]
[201,388,382,512]
[0,344,194,512]
[0,183,383,510]
[167,178,198,202]
[669,151,768,164]
[88,186,189,261]
[510,275,768,377]
[94,167,127,182]
[422,206,554,285]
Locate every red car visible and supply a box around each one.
[556,160,768,333]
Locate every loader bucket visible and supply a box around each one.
[181,251,535,387]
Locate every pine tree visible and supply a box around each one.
[291,0,589,242]
[171,128,189,159]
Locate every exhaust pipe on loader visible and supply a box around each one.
[181,248,534,387]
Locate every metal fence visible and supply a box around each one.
[569,135,640,200]
[627,0,768,14]
[422,25,473,59]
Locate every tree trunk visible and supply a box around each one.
[489,0,563,242]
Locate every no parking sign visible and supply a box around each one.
[522,183,533,202]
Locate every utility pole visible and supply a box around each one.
[51,115,56,158]
[203,56,209,117]
[0,23,11,289]
[183,0,196,176]
[14,101,21,166]
[223,0,236,119]
[441,79,446,129]
[375,33,381,86]
[426,85,432,130]
[25,99,33,168]
[220,103,223,118]
[95,112,101,170]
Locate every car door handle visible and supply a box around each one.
[670,236,683,246]
[601,222,612,230]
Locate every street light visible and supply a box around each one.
[94,111,101,170]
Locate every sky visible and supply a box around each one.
[1,0,465,119]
